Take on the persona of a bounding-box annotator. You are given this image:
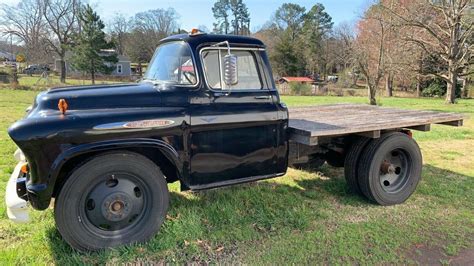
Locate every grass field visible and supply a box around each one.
[0,73,122,91]
[0,89,472,264]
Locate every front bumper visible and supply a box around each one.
[5,152,29,223]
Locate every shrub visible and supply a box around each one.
[289,82,312,96]
[0,69,10,84]
[327,87,344,97]
[345,89,356,96]
[421,78,461,98]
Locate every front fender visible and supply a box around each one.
[28,138,180,210]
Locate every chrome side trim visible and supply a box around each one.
[93,119,175,130]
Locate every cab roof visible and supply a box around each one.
[160,33,266,49]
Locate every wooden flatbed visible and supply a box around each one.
[289,104,464,146]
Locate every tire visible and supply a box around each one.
[344,137,372,195]
[357,132,422,205]
[54,151,169,252]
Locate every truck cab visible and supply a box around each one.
[7,32,288,251]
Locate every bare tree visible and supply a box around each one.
[132,8,180,56]
[383,0,473,103]
[108,13,129,55]
[43,0,81,83]
[0,0,50,63]
[355,4,391,105]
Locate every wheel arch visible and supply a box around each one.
[51,139,183,198]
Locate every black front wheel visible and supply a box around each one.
[54,151,169,252]
[357,132,422,205]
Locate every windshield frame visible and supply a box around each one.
[143,41,199,88]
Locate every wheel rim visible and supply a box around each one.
[378,148,411,193]
[81,173,148,232]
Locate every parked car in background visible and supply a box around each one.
[23,64,50,75]
[327,75,338,83]
[2,61,17,68]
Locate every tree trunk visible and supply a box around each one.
[461,77,469,98]
[60,59,66,83]
[91,70,95,85]
[445,63,457,104]
[385,73,393,97]
[367,78,377,105]
[416,76,422,97]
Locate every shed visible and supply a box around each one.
[277,77,315,95]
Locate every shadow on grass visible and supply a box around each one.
[44,164,472,264]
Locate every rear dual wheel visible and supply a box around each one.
[54,152,169,252]
[345,132,422,205]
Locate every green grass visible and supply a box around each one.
[0,90,473,264]
[0,74,121,91]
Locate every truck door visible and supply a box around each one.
[188,47,288,189]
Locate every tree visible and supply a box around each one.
[302,3,333,78]
[269,3,307,76]
[43,0,81,83]
[383,0,473,104]
[212,0,230,34]
[274,3,306,41]
[0,0,50,64]
[355,3,390,105]
[108,13,129,55]
[133,8,179,56]
[71,5,118,84]
[229,0,250,35]
[212,0,250,35]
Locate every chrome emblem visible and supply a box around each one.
[94,119,175,130]
[124,119,175,128]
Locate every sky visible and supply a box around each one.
[1,0,368,32]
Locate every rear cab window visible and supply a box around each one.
[201,48,265,90]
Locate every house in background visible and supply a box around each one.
[277,77,315,95]
[0,51,15,62]
[54,50,131,78]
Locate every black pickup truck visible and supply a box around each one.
[6,32,464,251]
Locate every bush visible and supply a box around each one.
[0,69,10,84]
[289,82,312,95]
[345,89,356,96]
[421,78,461,98]
[327,87,344,96]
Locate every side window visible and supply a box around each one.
[202,50,222,89]
[202,49,263,90]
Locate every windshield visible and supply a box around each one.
[144,42,197,85]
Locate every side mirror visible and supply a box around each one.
[223,54,238,87]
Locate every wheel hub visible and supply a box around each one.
[83,174,145,231]
[379,149,410,193]
[101,193,132,222]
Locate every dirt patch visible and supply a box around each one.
[406,244,474,265]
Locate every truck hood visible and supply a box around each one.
[29,83,161,116]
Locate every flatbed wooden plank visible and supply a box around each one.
[288,104,464,145]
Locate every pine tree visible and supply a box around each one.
[212,0,250,35]
[71,4,118,84]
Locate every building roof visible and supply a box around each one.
[279,77,314,83]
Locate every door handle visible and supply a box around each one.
[255,95,271,100]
